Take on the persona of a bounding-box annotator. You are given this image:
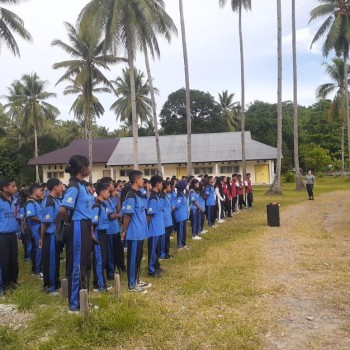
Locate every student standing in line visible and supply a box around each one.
[214,177,225,222]
[198,181,207,234]
[174,180,189,250]
[147,175,164,277]
[236,174,245,211]
[122,170,151,293]
[91,182,110,292]
[59,155,93,312]
[0,178,19,295]
[305,170,315,200]
[244,173,253,208]
[26,183,44,277]
[189,179,203,240]
[205,176,216,227]
[105,184,125,278]
[231,174,238,214]
[223,177,232,218]
[159,180,174,259]
[39,178,63,294]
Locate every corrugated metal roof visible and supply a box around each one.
[28,138,120,165]
[107,132,277,166]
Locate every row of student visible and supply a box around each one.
[0,155,253,312]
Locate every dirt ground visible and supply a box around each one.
[261,190,350,350]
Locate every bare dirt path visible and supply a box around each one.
[260,190,350,350]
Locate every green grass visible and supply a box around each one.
[0,176,349,350]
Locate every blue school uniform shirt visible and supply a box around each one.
[0,194,18,233]
[60,179,92,221]
[189,189,200,211]
[122,188,148,241]
[140,187,149,211]
[174,192,188,222]
[205,185,215,206]
[104,198,121,234]
[91,200,109,230]
[41,195,60,234]
[147,190,164,237]
[160,192,173,228]
[26,198,42,232]
[198,192,206,212]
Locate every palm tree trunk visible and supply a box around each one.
[127,44,139,170]
[341,124,345,175]
[34,126,40,182]
[179,0,192,177]
[88,118,93,183]
[144,45,163,176]
[238,3,246,179]
[344,51,350,175]
[292,0,304,190]
[268,0,282,195]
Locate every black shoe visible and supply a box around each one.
[164,254,174,260]
[157,267,166,274]
[148,271,161,278]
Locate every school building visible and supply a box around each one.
[28,132,277,184]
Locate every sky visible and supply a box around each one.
[0,0,328,130]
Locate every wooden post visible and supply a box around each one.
[114,273,121,298]
[79,289,89,319]
[61,278,68,299]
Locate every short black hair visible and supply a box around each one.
[28,183,42,195]
[47,178,62,191]
[0,177,15,191]
[129,170,143,184]
[150,175,163,188]
[162,180,170,189]
[95,182,110,196]
[65,155,89,176]
[100,177,113,185]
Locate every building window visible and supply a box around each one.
[194,167,213,174]
[120,169,132,177]
[220,166,240,174]
[144,168,157,176]
[47,171,64,179]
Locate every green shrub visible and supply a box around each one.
[284,170,295,183]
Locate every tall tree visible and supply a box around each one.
[316,58,350,173]
[52,21,120,181]
[80,0,176,170]
[219,0,251,178]
[217,90,240,130]
[4,73,59,182]
[268,0,283,194]
[179,0,192,176]
[292,0,304,190]
[110,68,154,132]
[0,0,32,56]
[310,0,350,172]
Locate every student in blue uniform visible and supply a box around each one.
[147,175,164,277]
[122,170,151,293]
[159,180,173,259]
[104,184,124,279]
[59,155,93,312]
[0,178,19,295]
[17,189,31,261]
[198,182,207,234]
[189,179,203,240]
[205,176,216,227]
[174,180,189,250]
[39,178,63,294]
[91,182,110,292]
[26,183,44,276]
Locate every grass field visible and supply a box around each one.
[0,176,349,350]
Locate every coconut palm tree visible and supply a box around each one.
[4,73,59,181]
[292,0,304,190]
[317,58,350,173]
[0,0,32,56]
[79,0,176,170]
[179,0,192,176]
[310,0,350,171]
[110,68,155,132]
[52,21,121,180]
[268,0,282,194]
[217,90,240,131]
[219,0,251,178]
